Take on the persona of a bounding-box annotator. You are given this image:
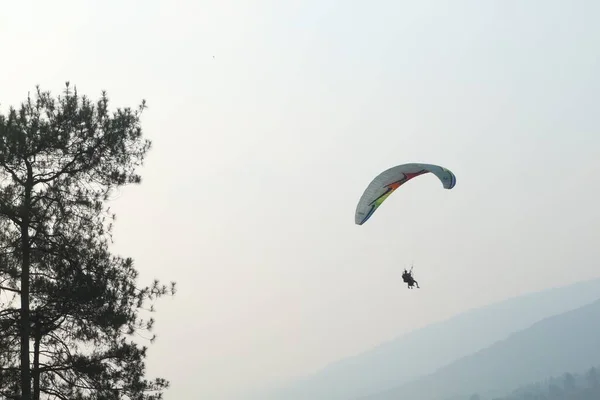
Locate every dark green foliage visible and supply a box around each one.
[0,83,176,400]
[460,365,600,400]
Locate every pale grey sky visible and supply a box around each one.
[1,1,599,399]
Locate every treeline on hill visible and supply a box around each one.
[0,83,176,399]
[464,365,600,400]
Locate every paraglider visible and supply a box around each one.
[355,162,456,225]
[402,265,419,289]
[355,162,456,290]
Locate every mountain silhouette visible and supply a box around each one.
[263,277,600,400]
[360,295,600,400]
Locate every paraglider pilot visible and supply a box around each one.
[402,266,419,289]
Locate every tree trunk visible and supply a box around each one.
[20,163,32,400]
[32,320,41,400]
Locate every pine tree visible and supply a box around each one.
[0,83,176,399]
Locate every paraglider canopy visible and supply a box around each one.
[355,162,456,225]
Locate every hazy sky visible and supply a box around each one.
[2,1,600,398]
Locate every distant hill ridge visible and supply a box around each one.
[263,277,600,400]
[361,295,600,400]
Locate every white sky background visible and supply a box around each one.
[1,0,600,398]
